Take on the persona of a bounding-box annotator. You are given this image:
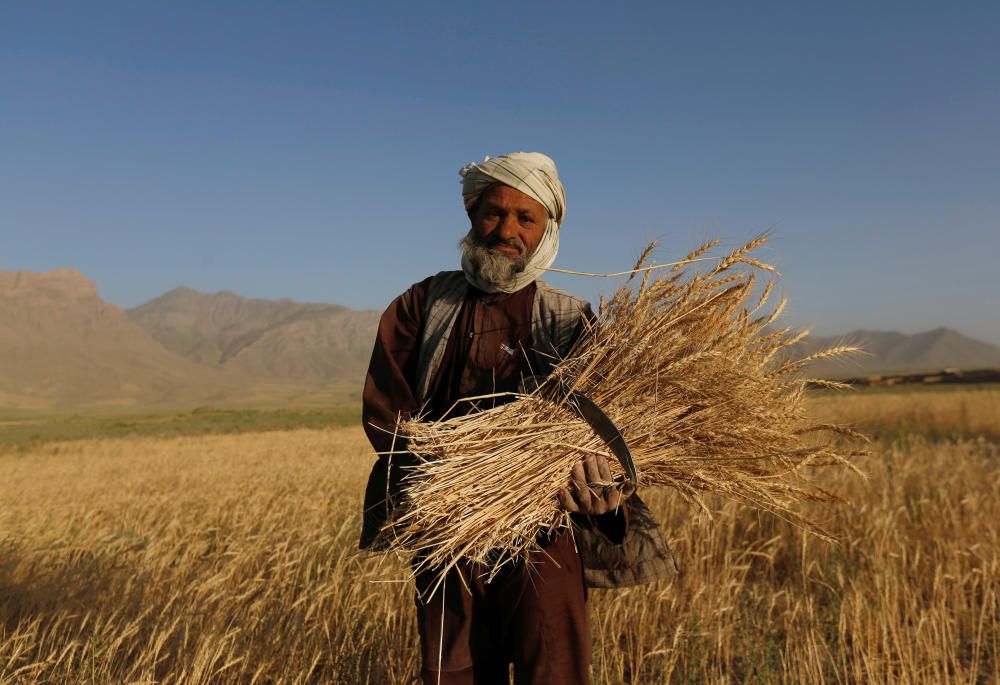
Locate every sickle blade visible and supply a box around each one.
[566,390,638,484]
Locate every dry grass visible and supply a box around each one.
[0,429,417,684]
[392,237,864,580]
[809,386,1000,442]
[590,434,999,683]
[1,391,998,683]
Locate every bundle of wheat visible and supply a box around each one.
[378,236,866,587]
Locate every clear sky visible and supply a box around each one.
[2,2,998,342]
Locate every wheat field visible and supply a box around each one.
[1,390,998,683]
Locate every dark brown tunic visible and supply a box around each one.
[360,276,622,684]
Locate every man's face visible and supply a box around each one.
[469,184,549,259]
[460,184,550,289]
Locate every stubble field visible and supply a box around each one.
[1,388,998,684]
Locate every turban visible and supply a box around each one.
[459,151,566,293]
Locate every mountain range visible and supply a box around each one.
[127,287,378,384]
[788,328,1000,378]
[0,269,242,408]
[2,268,999,409]
[0,269,378,409]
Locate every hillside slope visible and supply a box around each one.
[127,287,379,385]
[0,270,245,407]
[789,327,1000,377]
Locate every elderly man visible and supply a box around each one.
[360,152,672,684]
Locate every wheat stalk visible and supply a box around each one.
[379,236,866,586]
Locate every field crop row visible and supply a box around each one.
[1,390,997,683]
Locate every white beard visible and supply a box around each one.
[458,229,529,292]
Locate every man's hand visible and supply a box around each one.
[558,454,635,515]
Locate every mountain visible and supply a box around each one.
[788,327,1000,377]
[4,267,998,409]
[126,287,379,386]
[0,270,246,408]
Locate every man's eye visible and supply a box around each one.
[519,215,535,224]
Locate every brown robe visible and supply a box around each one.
[360,277,624,684]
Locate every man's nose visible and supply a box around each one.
[497,213,518,239]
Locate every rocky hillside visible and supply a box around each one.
[789,327,1000,377]
[0,270,244,407]
[127,288,379,385]
[4,267,998,409]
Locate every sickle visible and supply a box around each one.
[560,384,639,485]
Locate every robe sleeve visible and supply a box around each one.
[359,277,430,549]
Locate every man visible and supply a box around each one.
[360,152,672,684]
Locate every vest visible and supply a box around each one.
[415,271,677,588]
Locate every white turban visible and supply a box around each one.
[459,151,566,293]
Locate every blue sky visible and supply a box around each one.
[2,1,998,342]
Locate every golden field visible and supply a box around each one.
[1,389,998,684]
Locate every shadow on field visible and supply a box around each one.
[0,537,421,683]
[0,541,128,620]
[0,540,166,676]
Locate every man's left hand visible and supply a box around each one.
[558,454,635,515]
